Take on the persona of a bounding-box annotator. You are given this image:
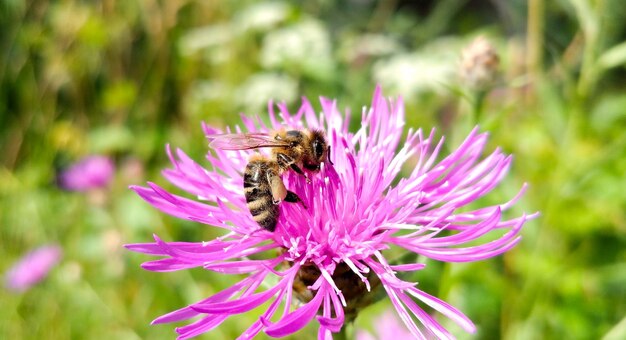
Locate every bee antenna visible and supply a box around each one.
[327,146,334,165]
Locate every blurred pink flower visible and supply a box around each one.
[127,86,537,339]
[357,310,413,340]
[58,155,115,191]
[5,245,62,292]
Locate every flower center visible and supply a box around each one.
[291,261,381,322]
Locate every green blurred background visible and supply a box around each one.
[1,0,626,339]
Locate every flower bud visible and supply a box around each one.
[459,36,500,90]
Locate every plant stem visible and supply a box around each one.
[527,0,544,81]
[336,325,348,340]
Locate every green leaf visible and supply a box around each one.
[598,41,626,70]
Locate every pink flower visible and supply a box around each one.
[5,245,62,292]
[127,87,537,339]
[58,155,115,191]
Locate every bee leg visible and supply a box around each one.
[276,153,295,169]
[284,190,308,210]
[327,146,334,165]
[267,171,287,205]
[289,164,311,184]
[277,152,310,183]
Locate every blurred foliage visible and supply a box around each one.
[1,0,626,339]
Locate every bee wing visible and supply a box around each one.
[208,133,289,150]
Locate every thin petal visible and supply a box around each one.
[264,284,327,337]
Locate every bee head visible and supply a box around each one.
[303,129,329,172]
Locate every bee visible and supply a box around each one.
[209,129,331,232]
[291,261,381,322]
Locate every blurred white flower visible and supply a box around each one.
[179,23,234,56]
[340,33,402,62]
[189,80,230,102]
[180,2,290,57]
[373,38,463,97]
[235,2,290,32]
[260,19,333,77]
[374,53,454,96]
[236,73,298,112]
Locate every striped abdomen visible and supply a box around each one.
[243,159,279,232]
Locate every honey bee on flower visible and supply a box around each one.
[207,128,331,232]
[127,87,537,339]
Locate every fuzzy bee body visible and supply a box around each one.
[291,261,381,322]
[209,128,332,232]
[243,158,281,232]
